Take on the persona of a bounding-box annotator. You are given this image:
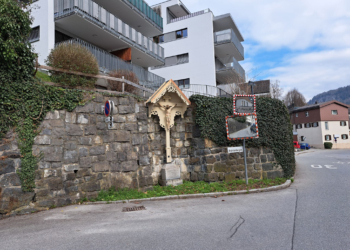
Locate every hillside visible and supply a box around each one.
[308,85,350,105]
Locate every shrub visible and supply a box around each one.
[324,142,333,149]
[108,70,140,94]
[45,43,99,88]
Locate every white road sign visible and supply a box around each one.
[228,147,244,153]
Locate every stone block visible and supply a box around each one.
[263,148,273,154]
[66,124,83,136]
[267,171,283,179]
[0,159,15,175]
[84,126,97,135]
[132,134,141,145]
[52,163,62,169]
[34,135,51,145]
[114,115,126,123]
[0,188,35,213]
[45,111,60,120]
[65,112,76,123]
[77,114,89,124]
[127,151,138,161]
[139,156,150,166]
[93,162,109,172]
[118,97,129,105]
[161,164,180,180]
[44,169,57,178]
[79,137,92,146]
[121,161,138,172]
[46,178,63,190]
[118,152,127,162]
[260,154,267,163]
[62,165,78,174]
[43,147,63,162]
[126,114,137,122]
[204,173,218,182]
[90,146,105,156]
[214,162,228,173]
[106,152,118,161]
[125,123,138,131]
[191,138,205,149]
[211,148,223,154]
[81,182,101,192]
[48,120,64,127]
[267,154,275,162]
[175,140,183,148]
[102,133,114,143]
[262,163,273,171]
[225,173,236,183]
[249,148,261,157]
[137,113,147,121]
[96,122,106,130]
[119,105,134,114]
[63,150,78,164]
[0,173,21,186]
[110,162,120,172]
[80,157,92,168]
[220,153,228,161]
[94,136,103,145]
[115,131,131,142]
[76,103,94,113]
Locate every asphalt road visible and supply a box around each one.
[0,149,349,250]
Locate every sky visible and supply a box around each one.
[146,0,350,100]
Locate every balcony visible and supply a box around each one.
[57,38,165,89]
[215,57,246,83]
[95,0,163,37]
[170,9,211,24]
[214,29,244,61]
[54,0,164,68]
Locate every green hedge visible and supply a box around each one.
[324,142,333,149]
[190,95,295,178]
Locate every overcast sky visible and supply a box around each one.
[147,0,350,100]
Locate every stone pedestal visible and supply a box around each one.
[159,164,183,186]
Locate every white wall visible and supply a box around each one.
[30,1,56,65]
[320,121,350,148]
[296,125,323,148]
[150,1,217,95]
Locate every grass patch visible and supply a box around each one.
[86,178,287,202]
[35,71,51,82]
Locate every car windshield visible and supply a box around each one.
[300,143,305,146]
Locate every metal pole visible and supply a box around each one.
[243,139,248,185]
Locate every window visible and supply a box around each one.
[325,122,329,130]
[153,53,189,69]
[177,78,190,89]
[331,110,338,115]
[305,123,311,128]
[340,121,347,126]
[55,30,72,44]
[296,124,302,129]
[28,26,40,43]
[305,112,309,117]
[301,136,305,141]
[325,135,331,141]
[153,35,164,44]
[341,134,348,140]
[177,53,189,64]
[296,113,298,117]
[176,28,188,39]
[312,122,319,127]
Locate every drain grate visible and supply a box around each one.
[122,206,146,212]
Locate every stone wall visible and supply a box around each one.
[0,93,283,216]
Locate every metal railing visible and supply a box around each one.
[56,38,165,89]
[54,0,164,63]
[179,84,231,99]
[215,57,246,81]
[170,9,211,23]
[122,0,163,30]
[214,29,244,59]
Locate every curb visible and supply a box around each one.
[84,179,292,205]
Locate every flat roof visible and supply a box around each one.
[214,14,244,42]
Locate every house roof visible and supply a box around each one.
[290,100,350,113]
[241,80,270,94]
[145,79,191,105]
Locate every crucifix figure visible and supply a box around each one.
[158,103,177,130]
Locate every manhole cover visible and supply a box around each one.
[122,206,146,212]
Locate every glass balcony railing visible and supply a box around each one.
[214,29,244,60]
[56,38,165,89]
[54,0,164,63]
[122,0,163,30]
[215,57,246,81]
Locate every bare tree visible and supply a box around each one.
[284,88,307,108]
[271,80,284,99]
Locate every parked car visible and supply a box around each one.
[293,141,300,149]
[300,143,311,150]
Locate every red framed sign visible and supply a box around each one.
[226,114,259,140]
[233,95,256,115]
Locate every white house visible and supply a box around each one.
[149,0,245,98]
[27,0,166,88]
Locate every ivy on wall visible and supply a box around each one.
[190,95,295,178]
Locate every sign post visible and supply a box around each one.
[226,94,258,185]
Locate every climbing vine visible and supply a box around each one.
[190,95,295,178]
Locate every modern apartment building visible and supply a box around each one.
[290,100,350,149]
[27,0,166,88]
[149,0,245,97]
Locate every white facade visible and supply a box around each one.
[27,0,166,87]
[149,0,245,98]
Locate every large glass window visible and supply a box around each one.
[176,29,188,39]
[28,26,40,43]
[331,110,338,115]
[177,78,190,89]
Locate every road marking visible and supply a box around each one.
[333,161,345,164]
[325,165,337,169]
[311,165,322,168]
